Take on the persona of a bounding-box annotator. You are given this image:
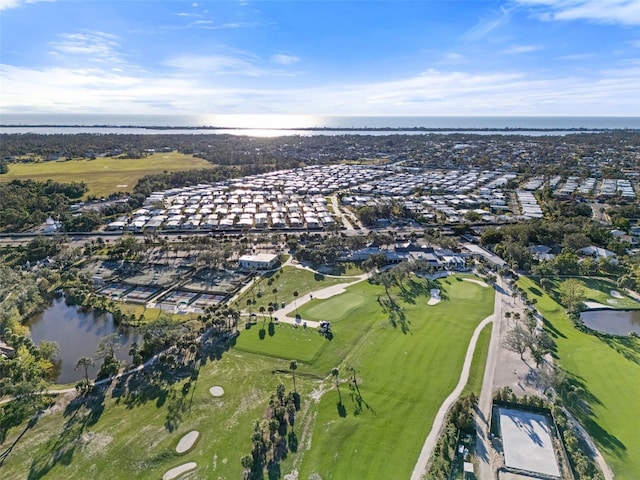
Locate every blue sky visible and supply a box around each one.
[1,0,639,116]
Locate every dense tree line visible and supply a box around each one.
[241,382,300,480]
[0,179,87,232]
[132,166,245,197]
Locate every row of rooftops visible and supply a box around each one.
[523,175,636,200]
[352,169,517,196]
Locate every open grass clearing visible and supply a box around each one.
[461,322,492,398]
[0,346,305,479]
[0,152,215,199]
[518,276,640,479]
[297,275,495,479]
[0,274,494,479]
[541,276,639,309]
[235,265,347,313]
[234,321,327,363]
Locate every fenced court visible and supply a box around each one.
[498,407,561,478]
[99,283,132,299]
[123,285,161,302]
[121,265,188,287]
[191,293,226,309]
[183,269,249,294]
[158,290,199,306]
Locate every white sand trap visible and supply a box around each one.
[209,386,224,397]
[176,431,199,454]
[610,290,624,299]
[428,288,441,305]
[462,278,488,287]
[163,462,197,480]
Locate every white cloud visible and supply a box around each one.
[463,7,511,41]
[271,54,299,65]
[162,53,267,76]
[558,53,595,60]
[0,0,53,10]
[49,32,124,65]
[502,45,542,54]
[2,62,639,116]
[514,0,640,26]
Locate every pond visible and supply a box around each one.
[27,297,139,384]
[580,309,640,336]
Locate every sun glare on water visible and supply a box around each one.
[195,114,321,130]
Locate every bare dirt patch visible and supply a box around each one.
[80,431,114,458]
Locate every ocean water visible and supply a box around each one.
[1,114,638,136]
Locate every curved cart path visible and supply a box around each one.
[410,313,494,480]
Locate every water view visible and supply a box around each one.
[580,309,640,336]
[27,297,139,384]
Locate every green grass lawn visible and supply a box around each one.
[518,276,640,479]
[461,322,492,398]
[0,347,302,480]
[0,152,215,199]
[235,265,348,313]
[296,275,495,479]
[0,274,494,480]
[540,276,639,309]
[234,322,327,363]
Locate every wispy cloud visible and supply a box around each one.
[271,54,299,65]
[3,61,639,116]
[502,44,542,54]
[463,6,511,41]
[162,54,263,76]
[0,0,53,11]
[514,0,640,26]
[558,53,595,60]
[49,32,124,65]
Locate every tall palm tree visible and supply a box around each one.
[74,356,95,383]
[331,367,341,403]
[293,290,299,313]
[290,360,298,392]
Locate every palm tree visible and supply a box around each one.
[331,367,341,403]
[293,290,299,313]
[290,360,298,392]
[272,287,278,305]
[74,356,95,383]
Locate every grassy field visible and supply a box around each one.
[0,152,215,198]
[296,275,495,479]
[0,274,494,479]
[234,322,327,362]
[461,322,492,398]
[235,265,349,313]
[0,346,301,480]
[518,276,640,479]
[541,276,639,309]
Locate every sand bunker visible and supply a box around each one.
[209,386,224,397]
[610,290,624,299]
[176,431,199,454]
[462,278,489,287]
[163,462,197,480]
[428,288,441,305]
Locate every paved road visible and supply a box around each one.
[410,313,495,480]
[473,277,506,480]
